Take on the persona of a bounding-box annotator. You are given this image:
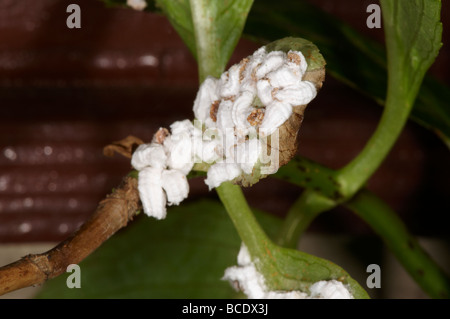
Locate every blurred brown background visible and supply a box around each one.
[0,0,449,284]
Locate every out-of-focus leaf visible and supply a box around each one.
[36,199,280,298]
[346,189,450,299]
[274,157,341,201]
[245,0,450,146]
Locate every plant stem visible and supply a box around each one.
[335,9,416,196]
[215,182,370,298]
[335,0,440,197]
[275,189,335,248]
[276,0,443,255]
[346,189,450,299]
[274,155,450,298]
[335,84,413,197]
[279,110,413,244]
[215,182,272,259]
[190,0,267,258]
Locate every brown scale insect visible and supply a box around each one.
[209,100,220,122]
[247,108,265,126]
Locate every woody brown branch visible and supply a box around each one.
[0,175,141,296]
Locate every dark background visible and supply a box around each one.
[0,0,449,244]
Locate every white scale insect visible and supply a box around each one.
[126,0,147,11]
[130,44,337,299]
[223,244,354,299]
[131,45,317,220]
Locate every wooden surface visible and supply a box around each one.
[0,0,449,242]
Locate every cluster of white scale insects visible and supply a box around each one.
[131,46,317,219]
[130,45,353,300]
[223,244,354,299]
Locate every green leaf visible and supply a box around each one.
[245,0,450,146]
[275,157,341,201]
[36,199,280,298]
[216,182,369,299]
[262,244,370,299]
[154,0,254,81]
[381,0,443,101]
